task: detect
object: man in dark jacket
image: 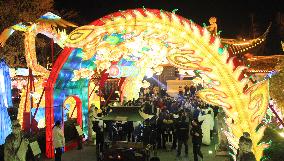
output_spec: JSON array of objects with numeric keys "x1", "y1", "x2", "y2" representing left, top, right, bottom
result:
[
  {"x1": 93, "y1": 122, "x2": 104, "y2": 159},
  {"x1": 126, "y1": 121, "x2": 134, "y2": 142},
  {"x1": 156, "y1": 114, "x2": 164, "y2": 149},
  {"x1": 144, "y1": 101, "x2": 152, "y2": 114},
  {"x1": 184, "y1": 84, "x2": 190, "y2": 96},
  {"x1": 190, "y1": 119, "x2": 203, "y2": 161},
  {"x1": 162, "y1": 114, "x2": 174, "y2": 150},
  {"x1": 189, "y1": 85, "x2": 196, "y2": 97},
  {"x1": 176, "y1": 115, "x2": 189, "y2": 158},
  {"x1": 143, "y1": 120, "x2": 152, "y2": 146},
  {"x1": 237, "y1": 132, "x2": 256, "y2": 161},
  {"x1": 171, "y1": 114, "x2": 179, "y2": 150}
]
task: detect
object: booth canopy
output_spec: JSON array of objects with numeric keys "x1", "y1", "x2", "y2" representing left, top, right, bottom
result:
[{"x1": 99, "y1": 106, "x2": 153, "y2": 122}]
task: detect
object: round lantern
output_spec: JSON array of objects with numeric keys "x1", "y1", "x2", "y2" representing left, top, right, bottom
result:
[{"x1": 109, "y1": 65, "x2": 120, "y2": 77}]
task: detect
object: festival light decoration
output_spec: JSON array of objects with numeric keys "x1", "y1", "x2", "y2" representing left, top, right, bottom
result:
[
  {"x1": 264, "y1": 70, "x2": 278, "y2": 80},
  {"x1": 267, "y1": 99, "x2": 284, "y2": 129},
  {"x1": 45, "y1": 47, "x2": 96, "y2": 155},
  {"x1": 222, "y1": 24, "x2": 270, "y2": 55},
  {"x1": 0, "y1": 9, "x2": 270, "y2": 160},
  {"x1": 63, "y1": 9, "x2": 270, "y2": 160},
  {"x1": 146, "y1": 68, "x2": 154, "y2": 78},
  {"x1": 63, "y1": 97, "x2": 78, "y2": 119},
  {"x1": 178, "y1": 69, "x2": 196, "y2": 77},
  {"x1": 0, "y1": 59, "x2": 12, "y2": 145},
  {"x1": 47, "y1": 8, "x2": 270, "y2": 159},
  {"x1": 72, "y1": 68, "x2": 94, "y2": 81},
  {"x1": 9, "y1": 68, "x2": 17, "y2": 77},
  {"x1": 109, "y1": 65, "x2": 139, "y2": 78},
  {"x1": 30, "y1": 108, "x2": 45, "y2": 128},
  {"x1": 8, "y1": 68, "x2": 47, "y2": 128},
  {"x1": 88, "y1": 80, "x2": 100, "y2": 109},
  {"x1": 17, "y1": 77, "x2": 45, "y2": 127},
  {"x1": 0, "y1": 12, "x2": 77, "y2": 78}
]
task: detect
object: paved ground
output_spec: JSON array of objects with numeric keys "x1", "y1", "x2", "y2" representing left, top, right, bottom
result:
[{"x1": 42, "y1": 136, "x2": 229, "y2": 161}]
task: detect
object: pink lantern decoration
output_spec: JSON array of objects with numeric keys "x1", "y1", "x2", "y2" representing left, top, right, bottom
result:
[{"x1": 109, "y1": 65, "x2": 120, "y2": 77}]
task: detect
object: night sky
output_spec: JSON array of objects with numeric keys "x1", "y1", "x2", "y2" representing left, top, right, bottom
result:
[{"x1": 55, "y1": 0, "x2": 284, "y2": 54}]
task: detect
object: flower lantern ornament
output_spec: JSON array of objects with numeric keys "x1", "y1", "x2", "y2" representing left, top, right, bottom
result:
[{"x1": 104, "y1": 33, "x2": 124, "y2": 45}]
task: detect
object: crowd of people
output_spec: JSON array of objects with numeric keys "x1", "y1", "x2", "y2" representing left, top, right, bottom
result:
[
  {"x1": 90, "y1": 83, "x2": 257, "y2": 161},
  {"x1": 90, "y1": 84, "x2": 220, "y2": 161},
  {"x1": 2, "y1": 84, "x2": 257, "y2": 161}
]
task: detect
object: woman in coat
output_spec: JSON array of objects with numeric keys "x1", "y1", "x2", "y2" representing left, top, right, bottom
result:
[{"x1": 53, "y1": 121, "x2": 65, "y2": 161}]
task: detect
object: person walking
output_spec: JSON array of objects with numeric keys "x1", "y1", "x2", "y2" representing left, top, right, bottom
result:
[
  {"x1": 156, "y1": 113, "x2": 164, "y2": 149},
  {"x1": 176, "y1": 115, "x2": 189, "y2": 158},
  {"x1": 171, "y1": 113, "x2": 179, "y2": 150},
  {"x1": 126, "y1": 121, "x2": 134, "y2": 142},
  {"x1": 198, "y1": 110, "x2": 214, "y2": 145},
  {"x1": 53, "y1": 120, "x2": 65, "y2": 161},
  {"x1": 162, "y1": 113, "x2": 174, "y2": 150},
  {"x1": 97, "y1": 125, "x2": 105, "y2": 155},
  {"x1": 190, "y1": 119, "x2": 203, "y2": 161},
  {"x1": 189, "y1": 85, "x2": 196, "y2": 97},
  {"x1": 142, "y1": 120, "x2": 152, "y2": 146},
  {"x1": 178, "y1": 86, "x2": 183, "y2": 96},
  {"x1": 184, "y1": 84, "x2": 190, "y2": 96}
]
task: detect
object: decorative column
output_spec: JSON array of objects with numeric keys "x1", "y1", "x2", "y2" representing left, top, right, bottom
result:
[{"x1": 0, "y1": 59, "x2": 12, "y2": 145}]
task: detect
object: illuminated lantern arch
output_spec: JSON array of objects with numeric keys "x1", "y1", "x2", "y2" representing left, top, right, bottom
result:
[
  {"x1": 63, "y1": 95, "x2": 82, "y2": 127},
  {"x1": 45, "y1": 9, "x2": 269, "y2": 160}
]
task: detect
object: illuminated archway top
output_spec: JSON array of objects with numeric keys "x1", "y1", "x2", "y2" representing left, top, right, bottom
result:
[
  {"x1": 63, "y1": 8, "x2": 231, "y2": 101},
  {"x1": 55, "y1": 9, "x2": 268, "y2": 160}
]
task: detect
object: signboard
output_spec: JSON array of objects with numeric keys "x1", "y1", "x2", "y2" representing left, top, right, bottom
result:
[{"x1": 29, "y1": 141, "x2": 41, "y2": 156}]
